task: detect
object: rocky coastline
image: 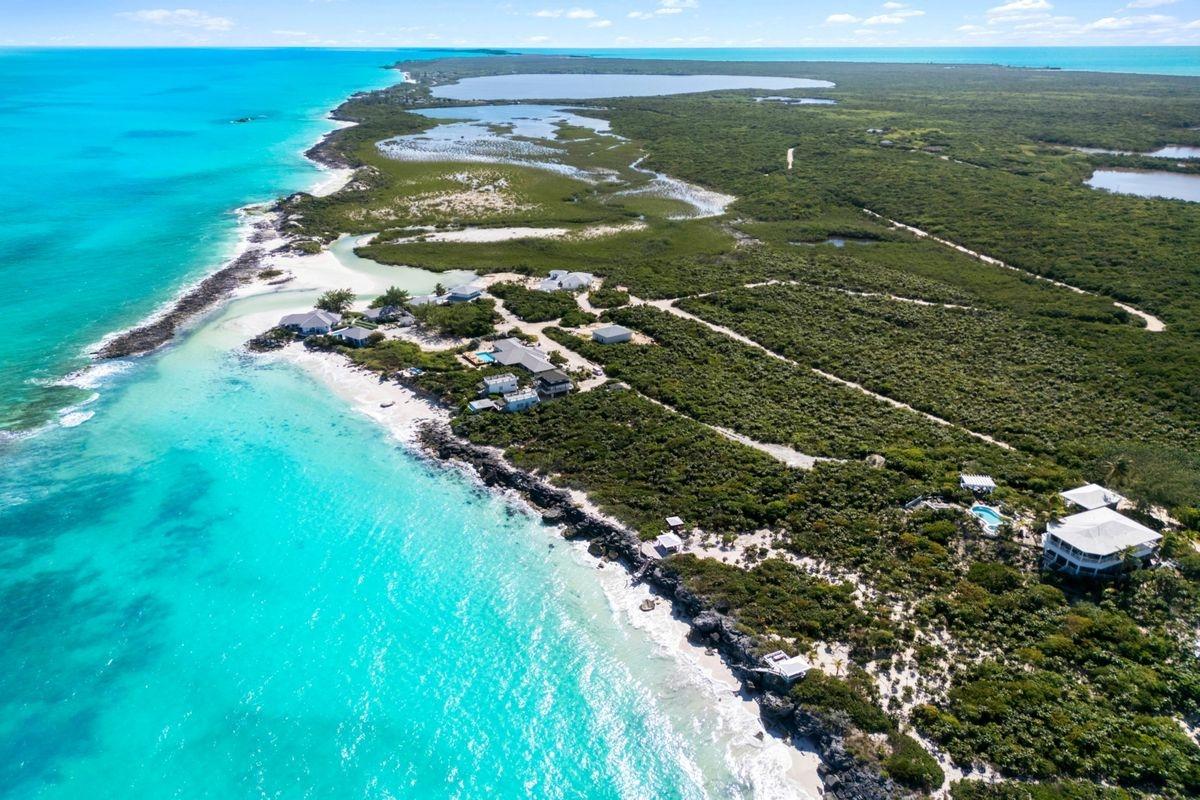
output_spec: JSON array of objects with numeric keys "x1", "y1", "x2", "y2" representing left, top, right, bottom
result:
[{"x1": 416, "y1": 421, "x2": 900, "y2": 800}]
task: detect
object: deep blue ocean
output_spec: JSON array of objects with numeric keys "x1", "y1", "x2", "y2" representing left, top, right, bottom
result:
[{"x1": 0, "y1": 46, "x2": 1195, "y2": 798}]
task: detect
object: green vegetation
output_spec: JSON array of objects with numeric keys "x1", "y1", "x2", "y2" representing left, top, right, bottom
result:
[
  {"x1": 371, "y1": 286, "x2": 411, "y2": 308},
  {"x1": 294, "y1": 55, "x2": 1200, "y2": 796},
  {"x1": 488, "y1": 282, "x2": 578, "y2": 322},
  {"x1": 410, "y1": 299, "x2": 498, "y2": 338},
  {"x1": 315, "y1": 287, "x2": 354, "y2": 314}
]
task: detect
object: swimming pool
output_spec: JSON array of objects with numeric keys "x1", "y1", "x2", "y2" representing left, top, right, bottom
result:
[
  {"x1": 476, "y1": 352, "x2": 496, "y2": 363},
  {"x1": 970, "y1": 503, "x2": 1006, "y2": 532}
]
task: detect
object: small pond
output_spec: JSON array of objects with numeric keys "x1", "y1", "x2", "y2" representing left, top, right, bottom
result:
[
  {"x1": 755, "y1": 96, "x2": 837, "y2": 106},
  {"x1": 1086, "y1": 169, "x2": 1200, "y2": 203},
  {"x1": 431, "y1": 73, "x2": 834, "y2": 101}
]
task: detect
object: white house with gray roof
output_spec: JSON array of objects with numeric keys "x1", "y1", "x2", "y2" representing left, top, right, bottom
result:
[
  {"x1": 1043, "y1": 506, "x2": 1161, "y2": 577},
  {"x1": 481, "y1": 373, "x2": 519, "y2": 395},
  {"x1": 279, "y1": 309, "x2": 342, "y2": 335},
  {"x1": 593, "y1": 324, "x2": 633, "y2": 344},
  {"x1": 333, "y1": 326, "x2": 375, "y2": 347},
  {"x1": 502, "y1": 387, "x2": 540, "y2": 412},
  {"x1": 491, "y1": 338, "x2": 555, "y2": 375},
  {"x1": 538, "y1": 270, "x2": 594, "y2": 292}
]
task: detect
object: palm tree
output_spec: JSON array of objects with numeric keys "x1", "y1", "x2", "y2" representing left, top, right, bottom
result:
[{"x1": 1102, "y1": 455, "x2": 1133, "y2": 490}]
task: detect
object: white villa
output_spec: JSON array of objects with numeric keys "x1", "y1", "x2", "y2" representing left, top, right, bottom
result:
[
  {"x1": 481, "y1": 373, "x2": 519, "y2": 395},
  {"x1": 538, "y1": 270, "x2": 594, "y2": 292},
  {"x1": 332, "y1": 326, "x2": 374, "y2": 347},
  {"x1": 279, "y1": 309, "x2": 342, "y2": 335},
  {"x1": 491, "y1": 338, "x2": 555, "y2": 375},
  {"x1": 502, "y1": 387, "x2": 540, "y2": 412},
  {"x1": 1043, "y1": 506, "x2": 1162, "y2": 577},
  {"x1": 1060, "y1": 483, "x2": 1126, "y2": 511}
]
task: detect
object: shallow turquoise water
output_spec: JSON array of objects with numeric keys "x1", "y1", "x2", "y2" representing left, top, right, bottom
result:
[
  {"x1": 0, "y1": 49, "x2": 804, "y2": 799},
  {"x1": 0, "y1": 48, "x2": 413, "y2": 430}
]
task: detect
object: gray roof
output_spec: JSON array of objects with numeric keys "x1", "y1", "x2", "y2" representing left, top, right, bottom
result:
[
  {"x1": 483, "y1": 372, "x2": 518, "y2": 386},
  {"x1": 492, "y1": 338, "x2": 554, "y2": 373},
  {"x1": 334, "y1": 326, "x2": 373, "y2": 342},
  {"x1": 449, "y1": 284, "x2": 481, "y2": 298},
  {"x1": 537, "y1": 369, "x2": 572, "y2": 386},
  {"x1": 280, "y1": 309, "x2": 342, "y2": 329},
  {"x1": 594, "y1": 324, "x2": 632, "y2": 340},
  {"x1": 468, "y1": 399, "x2": 498, "y2": 412}
]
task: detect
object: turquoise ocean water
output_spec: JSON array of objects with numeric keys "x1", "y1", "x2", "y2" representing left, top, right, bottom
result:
[{"x1": 1, "y1": 47, "x2": 1195, "y2": 798}]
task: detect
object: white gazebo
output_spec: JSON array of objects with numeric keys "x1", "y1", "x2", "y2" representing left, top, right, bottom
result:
[
  {"x1": 959, "y1": 473, "x2": 996, "y2": 494},
  {"x1": 763, "y1": 650, "x2": 811, "y2": 683},
  {"x1": 1043, "y1": 507, "x2": 1161, "y2": 577}
]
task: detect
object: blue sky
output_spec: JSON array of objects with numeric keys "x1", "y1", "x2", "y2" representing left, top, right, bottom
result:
[{"x1": 3, "y1": 0, "x2": 1199, "y2": 47}]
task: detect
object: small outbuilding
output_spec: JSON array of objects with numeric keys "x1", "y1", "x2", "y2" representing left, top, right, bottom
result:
[
  {"x1": 665, "y1": 516, "x2": 685, "y2": 532},
  {"x1": 593, "y1": 324, "x2": 633, "y2": 344},
  {"x1": 279, "y1": 309, "x2": 342, "y2": 335},
  {"x1": 762, "y1": 650, "x2": 812, "y2": 683},
  {"x1": 448, "y1": 284, "x2": 482, "y2": 303},
  {"x1": 960, "y1": 474, "x2": 997, "y2": 494},
  {"x1": 1060, "y1": 483, "x2": 1126, "y2": 511},
  {"x1": 655, "y1": 532, "x2": 684, "y2": 555},
  {"x1": 468, "y1": 398, "x2": 498, "y2": 413}
]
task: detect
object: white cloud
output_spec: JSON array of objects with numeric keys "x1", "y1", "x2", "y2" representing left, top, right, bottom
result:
[
  {"x1": 1085, "y1": 13, "x2": 1173, "y2": 29},
  {"x1": 864, "y1": 10, "x2": 924, "y2": 24},
  {"x1": 882, "y1": 1, "x2": 907, "y2": 7},
  {"x1": 656, "y1": 6, "x2": 683, "y2": 13},
  {"x1": 628, "y1": 10, "x2": 653, "y2": 18},
  {"x1": 1187, "y1": 18, "x2": 1200, "y2": 28},
  {"x1": 565, "y1": 7, "x2": 597, "y2": 18},
  {"x1": 627, "y1": 0, "x2": 698, "y2": 19},
  {"x1": 660, "y1": 0, "x2": 699, "y2": 7},
  {"x1": 524, "y1": 34, "x2": 552, "y2": 42},
  {"x1": 534, "y1": 9, "x2": 563, "y2": 17},
  {"x1": 825, "y1": 13, "x2": 862, "y2": 24},
  {"x1": 988, "y1": 0, "x2": 1051, "y2": 14},
  {"x1": 588, "y1": 18, "x2": 612, "y2": 27},
  {"x1": 1125, "y1": 0, "x2": 1176, "y2": 7},
  {"x1": 118, "y1": 8, "x2": 233, "y2": 31}
]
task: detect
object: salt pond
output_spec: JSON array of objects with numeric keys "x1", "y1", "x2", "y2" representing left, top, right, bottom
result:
[
  {"x1": 431, "y1": 73, "x2": 834, "y2": 100},
  {"x1": 755, "y1": 96, "x2": 837, "y2": 105},
  {"x1": 1086, "y1": 168, "x2": 1200, "y2": 202}
]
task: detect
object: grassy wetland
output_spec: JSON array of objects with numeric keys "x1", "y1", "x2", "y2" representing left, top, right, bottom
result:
[{"x1": 284, "y1": 55, "x2": 1200, "y2": 798}]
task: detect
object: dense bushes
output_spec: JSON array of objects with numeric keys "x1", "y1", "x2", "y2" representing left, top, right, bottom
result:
[
  {"x1": 411, "y1": 299, "x2": 498, "y2": 338},
  {"x1": 489, "y1": 282, "x2": 579, "y2": 322}
]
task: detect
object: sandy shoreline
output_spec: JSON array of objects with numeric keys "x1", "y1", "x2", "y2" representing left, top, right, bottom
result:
[{"x1": 45, "y1": 67, "x2": 829, "y2": 798}]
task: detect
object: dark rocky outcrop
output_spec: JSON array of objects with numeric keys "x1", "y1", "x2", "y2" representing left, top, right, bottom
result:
[
  {"x1": 416, "y1": 421, "x2": 902, "y2": 800},
  {"x1": 94, "y1": 245, "x2": 267, "y2": 359}
]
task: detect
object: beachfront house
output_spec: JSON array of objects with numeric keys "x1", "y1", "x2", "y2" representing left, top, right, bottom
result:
[
  {"x1": 468, "y1": 398, "x2": 498, "y2": 413},
  {"x1": 592, "y1": 324, "x2": 633, "y2": 345},
  {"x1": 491, "y1": 338, "x2": 555, "y2": 375},
  {"x1": 362, "y1": 305, "x2": 412, "y2": 325},
  {"x1": 1061, "y1": 483, "x2": 1126, "y2": 511},
  {"x1": 536, "y1": 369, "x2": 573, "y2": 398},
  {"x1": 448, "y1": 284, "x2": 482, "y2": 303},
  {"x1": 502, "y1": 387, "x2": 540, "y2": 413},
  {"x1": 763, "y1": 651, "x2": 812, "y2": 683},
  {"x1": 960, "y1": 473, "x2": 997, "y2": 494},
  {"x1": 279, "y1": 309, "x2": 342, "y2": 335},
  {"x1": 481, "y1": 373, "x2": 519, "y2": 395},
  {"x1": 1042, "y1": 507, "x2": 1162, "y2": 578},
  {"x1": 332, "y1": 326, "x2": 375, "y2": 347},
  {"x1": 538, "y1": 270, "x2": 594, "y2": 292},
  {"x1": 655, "y1": 532, "x2": 683, "y2": 555}
]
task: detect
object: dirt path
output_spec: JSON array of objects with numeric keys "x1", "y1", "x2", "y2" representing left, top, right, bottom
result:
[
  {"x1": 786, "y1": 147, "x2": 794, "y2": 170},
  {"x1": 630, "y1": 295, "x2": 1016, "y2": 451},
  {"x1": 861, "y1": 208, "x2": 1167, "y2": 332},
  {"x1": 728, "y1": 279, "x2": 983, "y2": 312}
]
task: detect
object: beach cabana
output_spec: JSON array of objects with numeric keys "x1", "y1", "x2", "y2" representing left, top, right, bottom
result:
[
  {"x1": 665, "y1": 516, "x2": 685, "y2": 532},
  {"x1": 1060, "y1": 483, "x2": 1126, "y2": 511},
  {"x1": 959, "y1": 474, "x2": 996, "y2": 494},
  {"x1": 762, "y1": 650, "x2": 811, "y2": 683},
  {"x1": 655, "y1": 532, "x2": 683, "y2": 555},
  {"x1": 1043, "y1": 507, "x2": 1161, "y2": 578}
]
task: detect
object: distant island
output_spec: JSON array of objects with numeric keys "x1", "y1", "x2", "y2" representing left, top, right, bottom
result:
[{"x1": 225, "y1": 54, "x2": 1200, "y2": 800}]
